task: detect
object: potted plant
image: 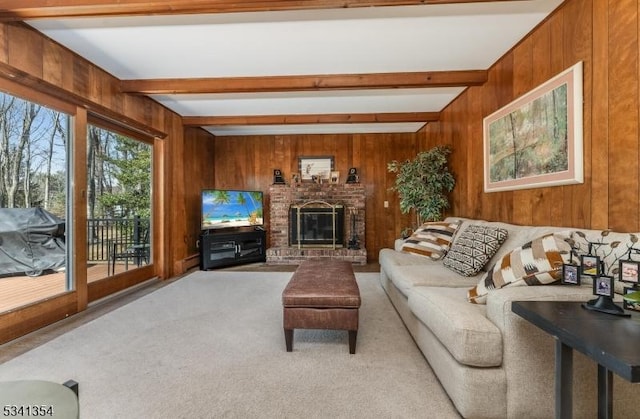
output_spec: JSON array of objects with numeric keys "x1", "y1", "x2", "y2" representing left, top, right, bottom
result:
[{"x1": 388, "y1": 145, "x2": 455, "y2": 227}]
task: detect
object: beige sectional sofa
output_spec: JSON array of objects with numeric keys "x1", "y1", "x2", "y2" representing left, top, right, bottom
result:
[{"x1": 379, "y1": 217, "x2": 640, "y2": 418}]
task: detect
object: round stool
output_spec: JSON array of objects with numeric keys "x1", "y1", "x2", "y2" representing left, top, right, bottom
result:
[{"x1": 0, "y1": 380, "x2": 78, "y2": 419}]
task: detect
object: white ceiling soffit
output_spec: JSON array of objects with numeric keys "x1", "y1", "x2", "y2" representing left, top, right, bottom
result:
[
  {"x1": 149, "y1": 88, "x2": 464, "y2": 115},
  {"x1": 27, "y1": 0, "x2": 564, "y2": 136},
  {"x1": 204, "y1": 123, "x2": 427, "y2": 136}
]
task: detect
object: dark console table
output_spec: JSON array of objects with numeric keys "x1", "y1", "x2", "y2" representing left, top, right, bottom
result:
[
  {"x1": 512, "y1": 301, "x2": 640, "y2": 419},
  {"x1": 199, "y1": 228, "x2": 266, "y2": 270}
]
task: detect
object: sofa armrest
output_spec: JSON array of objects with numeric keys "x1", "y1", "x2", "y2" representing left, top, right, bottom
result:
[
  {"x1": 485, "y1": 285, "x2": 594, "y2": 330},
  {"x1": 484, "y1": 285, "x2": 597, "y2": 417},
  {"x1": 394, "y1": 238, "x2": 405, "y2": 252}
]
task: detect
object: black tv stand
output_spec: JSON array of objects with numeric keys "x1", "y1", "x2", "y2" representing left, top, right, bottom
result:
[{"x1": 199, "y1": 228, "x2": 266, "y2": 270}]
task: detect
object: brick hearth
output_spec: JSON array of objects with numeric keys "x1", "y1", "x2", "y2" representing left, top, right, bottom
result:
[{"x1": 267, "y1": 183, "x2": 367, "y2": 265}]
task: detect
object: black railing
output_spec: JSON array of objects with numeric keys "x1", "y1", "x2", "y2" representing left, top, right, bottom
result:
[{"x1": 87, "y1": 216, "x2": 149, "y2": 262}]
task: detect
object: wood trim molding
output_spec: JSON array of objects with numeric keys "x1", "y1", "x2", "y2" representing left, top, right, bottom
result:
[
  {"x1": 0, "y1": 292, "x2": 77, "y2": 345},
  {"x1": 87, "y1": 266, "x2": 155, "y2": 302},
  {"x1": 0, "y1": 1, "x2": 530, "y2": 20},
  {"x1": 73, "y1": 107, "x2": 89, "y2": 312},
  {"x1": 0, "y1": 61, "x2": 167, "y2": 139},
  {"x1": 121, "y1": 71, "x2": 487, "y2": 95},
  {"x1": 182, "y1": 112, "x2": 439, "y2": 126}
]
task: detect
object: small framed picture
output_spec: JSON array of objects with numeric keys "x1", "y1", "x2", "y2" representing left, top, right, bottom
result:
[
  {"x1": 330, "y1": 171, "x2": 340, "y2": 184},
  {"x1": 561, "y1": 263, "x2": 580, "y2": 285},
  {"x1": 623, "y1": 286, "x2": 640, "y2": 311},
  {"x1": 291, "y1": 173, "x2": 300, "y2": 184},
  {"x1": 580, "y1": 255, "x2": 601, "y2": 277},
  {"x1": 298, "y1": 156, "x2": 334, "y2": 181},
  {"x1": 593, "y1": 275, "x2": 614, "y2": 297},
  {"x1": 619, "y1": 260, "x2": 640, "y2": 284}
]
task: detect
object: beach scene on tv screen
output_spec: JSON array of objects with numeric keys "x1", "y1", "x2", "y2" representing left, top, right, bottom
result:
[{"x1": 202, "y1": 190, "x2": 263, "y2": 229}]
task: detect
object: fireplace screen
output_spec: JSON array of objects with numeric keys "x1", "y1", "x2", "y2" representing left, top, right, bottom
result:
[{"x1": 289, "y1": 203, "x2": 345, "y2": 248}]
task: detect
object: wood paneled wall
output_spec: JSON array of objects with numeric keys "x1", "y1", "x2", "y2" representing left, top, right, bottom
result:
[
  {"x1": 421, "y1": 0, "x2": 640, "y2": 233},
  {"x1": 183, "y1": 128, "x2": 216, "y2": 258},
  {"x1": 211, "y1": 134, "x2": 420, "y2": 261}
]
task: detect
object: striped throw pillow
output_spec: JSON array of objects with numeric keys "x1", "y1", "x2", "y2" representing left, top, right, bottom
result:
[
  {"x1": 401, "y1": 221, "x2": 461, "y2": 260},
  {"x1": 468, "y1": 233, "x2": 572, "y2": 304}
]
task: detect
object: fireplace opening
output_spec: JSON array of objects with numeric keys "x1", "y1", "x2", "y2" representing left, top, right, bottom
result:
[{"x1": 289, "y1": 201, "x2": 345, "y2": 248}]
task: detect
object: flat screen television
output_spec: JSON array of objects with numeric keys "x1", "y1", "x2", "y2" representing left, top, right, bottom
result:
[{"x1": 201, "y1": 189, "x2": 264, "y2": 230}]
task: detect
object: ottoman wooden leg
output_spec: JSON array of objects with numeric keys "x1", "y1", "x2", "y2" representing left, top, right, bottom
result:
[
  {"x1": 348, "y1": 330, "x2": 358, "y2": 354},
  {"x1": 284, "y1": 328, "x2": 294, "y2": 352}
]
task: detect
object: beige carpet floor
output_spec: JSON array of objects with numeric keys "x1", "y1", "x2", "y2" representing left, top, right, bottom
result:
[{"x1": 0, "y1": 271, "x2": 459, "y2": 418}]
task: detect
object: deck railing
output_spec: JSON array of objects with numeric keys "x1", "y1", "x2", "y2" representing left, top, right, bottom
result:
[{"x1": 86, "y1": 216, "x2": 149, "y2": 262}]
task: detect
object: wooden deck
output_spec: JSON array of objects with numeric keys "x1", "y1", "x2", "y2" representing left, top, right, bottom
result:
[{"x1": 0, "y1": 263, "x2": 138, "y2": 313}]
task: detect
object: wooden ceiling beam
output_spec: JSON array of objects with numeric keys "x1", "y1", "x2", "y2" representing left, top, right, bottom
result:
[
  {"x1": 182, "y1": 112, "x2": 438, "y2": 126},
  {"x1": 0, "y1": 1, "x2": 528, "y2": 21},
  {"x1": 122, "y1": 71, "x2": 486, "y2": 95}
]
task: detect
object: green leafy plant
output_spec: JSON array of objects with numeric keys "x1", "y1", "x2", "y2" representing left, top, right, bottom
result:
[{"x1": 388, "y1": 146, "x2": 455, "y2": 225}]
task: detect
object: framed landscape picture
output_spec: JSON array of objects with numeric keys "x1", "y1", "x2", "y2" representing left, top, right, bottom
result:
[
  {"x1": 483, "y1": 61, "x2": 583, "y2": 192},
  {"x1": 298, "y1": 156, "x2": 334, "y2": 181}
]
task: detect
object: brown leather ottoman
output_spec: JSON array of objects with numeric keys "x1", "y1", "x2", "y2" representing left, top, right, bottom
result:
[{"x1": 282, "y1": 259, "x2": 361, "y2": 354}]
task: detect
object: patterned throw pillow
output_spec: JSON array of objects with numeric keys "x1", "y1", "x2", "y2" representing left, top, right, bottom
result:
[
  {"x1": 442, "y1": 225, "x2": 508, "y2": 276},
  {"x1": 565, "y1": 230, "x2": 640, "y2": 276},
  {"x1": 401, "y1": 221, "x2": 462, "y2": 260},
  {"x1": 468, "y1": 233, "x2": 572, "y2": 304}
]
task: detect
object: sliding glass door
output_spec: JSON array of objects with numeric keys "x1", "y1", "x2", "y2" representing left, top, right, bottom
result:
[
  {"x1": 86, "y1": 124, "x2": 153, "y2": 283},
  {"x1": 0, "y1": 91, "x2": 71, "y2": 313}
]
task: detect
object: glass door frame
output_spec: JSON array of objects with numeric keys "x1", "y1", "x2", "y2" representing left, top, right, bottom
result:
[{"x1": 0, "y1": 78, "x2": 160, "y2": 344}]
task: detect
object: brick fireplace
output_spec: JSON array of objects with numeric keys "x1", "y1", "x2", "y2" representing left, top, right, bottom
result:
[{"x1": 267, "y1": 183, "x2": 367, "y2": 264}]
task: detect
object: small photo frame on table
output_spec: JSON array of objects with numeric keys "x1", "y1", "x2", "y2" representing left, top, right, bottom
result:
[
  {"x1": 593, "y1": 275, "x2": 614, "y2": 297},
  {"x1": 580, "y1": 255, "x2": 601, "y2": 277},
  {"x1": 561, "y1": 263, "x2": 581, "y2": 285},
  {"x1": 619, "y1": 259, "x2": 640, "y2": 284}
]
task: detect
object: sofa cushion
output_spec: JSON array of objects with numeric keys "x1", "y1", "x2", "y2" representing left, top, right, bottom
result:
[
  {"x1": 388, "y1": 264, "x2": 480, "y2": 296},
  {"x1": 468, "y1": 233, "x2": 572, "y2": 304},
  {"x1": 408, "y1": 286, "x2": 502, "y2": 367},
  {"x1": 380, "y1": 247, "x2": 433, "y2": 265},
  {"x1": 443, "y1": 224, "x2": 508, "y2": 276},
  {"x1": 401, "y1": 220, "x2": 461, "y2": 260}
]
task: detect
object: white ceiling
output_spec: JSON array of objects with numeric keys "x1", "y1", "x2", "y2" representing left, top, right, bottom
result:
[{"x1": 27, "y1": 0, "x2": 564, "y2": 136}]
